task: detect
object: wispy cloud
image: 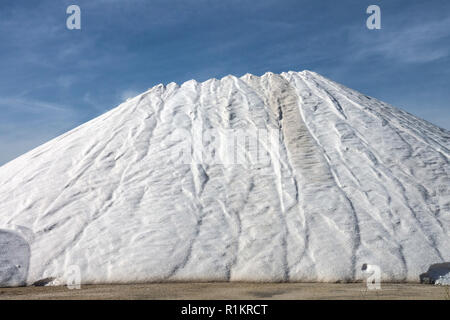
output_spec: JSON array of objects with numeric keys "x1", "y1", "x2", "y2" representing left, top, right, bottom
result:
[
  {"x1": 0, "y1": 97, "x2": 80, "y2": 166},
  {"x1": 352, "y1": 17, "x2": 450, "y2": 63},
  {"x1": 0, "y1": 97, "x2": 67, "y2": 113},
  {"x1": 119, "y1": 89, "x2": 141, "y2": 102}
]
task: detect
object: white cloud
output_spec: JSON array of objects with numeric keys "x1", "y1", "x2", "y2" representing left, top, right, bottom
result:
[
  {"x1": 353, "y1": 17, "x2": 450, "y2": 63},
  {"x1": 0, "y1": 97, "x2": 67, "y2": 113},
  {"x1": 119, "y1": 89, "x2": 140, "y2": 102},
  {"x1": 0, "y1": 97, "x2": 80, "y2": 166}
]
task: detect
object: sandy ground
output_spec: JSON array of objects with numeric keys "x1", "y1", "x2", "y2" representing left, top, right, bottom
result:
[{"x1": 0, "y1": 282, "x2": 449, "y2": 300}]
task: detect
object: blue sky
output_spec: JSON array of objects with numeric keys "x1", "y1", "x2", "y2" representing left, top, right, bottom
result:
[{"x1": 0, "y1": 0, "x2": 449, "y2": 165}]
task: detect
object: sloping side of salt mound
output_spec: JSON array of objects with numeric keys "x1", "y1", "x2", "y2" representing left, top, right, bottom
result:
[{"x1": 0, "y1": 229, "x2": 30, "y2": 287}]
